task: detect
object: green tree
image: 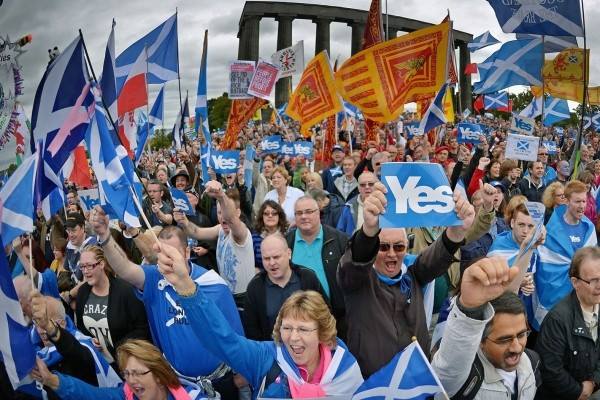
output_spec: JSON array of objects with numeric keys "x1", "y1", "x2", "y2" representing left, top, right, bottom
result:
[
  {"x1": 208, "y1": 92, "x2": 232, "y2": 132},
  {"x1": 149, "y1": 129, "x2": 173, "y2": 150}
]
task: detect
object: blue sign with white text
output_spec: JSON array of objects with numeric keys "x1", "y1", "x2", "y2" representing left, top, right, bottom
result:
[
  {"x1": 292, "y1": 141, "x2": 313, "y2": 158},
  {"x1": 404, "y1": 122, "x2": 422, "y2": 139},
  {"x1": 457, "y1": 123, "x2": 483, "y2": 144},
  {"x1": 380, "y1": 162, "x2": 461, "y2": 228},
  {"x1": 170, "y1": 188, "x2": 195, "y2": 216},
  {"x1": 542, "y1": 141, "x2": 558, "y2": 155},
  {"x1": 208, "y1": 150, "x2": 240, "y2": 174},
  {"x1": 261, "y1": 135, "x2": 282, "y2": 154},
  {"x1": 280, "y1": 141, "x2": 295, "y2": 157}
]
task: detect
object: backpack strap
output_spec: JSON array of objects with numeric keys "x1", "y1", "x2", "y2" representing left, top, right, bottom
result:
[
  {"x1": 451, "y1": 354, "x2": 484, "y2": 400},
  {"x1": 524, "y1": 348, "x2": 542, "y2": 389}
]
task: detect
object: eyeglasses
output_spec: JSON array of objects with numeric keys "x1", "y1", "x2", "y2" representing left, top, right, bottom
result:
[
  {"x1": 359, "y1": 182, "x2": 376, "y2": 188},
  {"x1": 379, "y1": 242, "x2": 407, "y2": 253},
  {"x1": 121, "y1": 369, "x2": 152, "y2": 379},
  {"x1": 294, "y1": 208, "x2": 319, "y2": 217},
  {"x1": 576, "y1": 276, "x2": 600, "y2": 287},
  {"x1": 486, "y1": 330, "x2": 531, "y2": 346},
  {"x1": 280, "y1": 325, "x2": 318, "y2": 336},
  {"x1": 79, "y1": 261, "x2": 101, "y2": 271},
  {"x1": 538, "y1": 153, "x2": 549, "y2": 157},
  {"x1": 263, "y1": 210, "x2": 279, "y2": 217},
  {"x1": 554, "y1": 193, "x2": 566, "y2": 199}
]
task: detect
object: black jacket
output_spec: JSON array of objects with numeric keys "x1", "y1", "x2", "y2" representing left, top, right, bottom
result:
[
  {"x1": 75, "y1": 276, "x2": 150, "y2": 361},
  {"x1": 243, "y1": 263, "x2": 327, "y2": 340},
  {"x1": 536, "y1": 291, "x2": 600, "y2": 400},
  {"x1": 519, "y1": 176, "x2": 546, "y2": 203}
]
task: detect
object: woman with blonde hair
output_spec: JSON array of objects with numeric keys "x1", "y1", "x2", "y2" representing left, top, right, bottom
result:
[
  {"x1": 541, "y1": 182, "x2": 567, "y2": 223},
  {"x1": 75, "y1": 245, "x2": 149, "y2": 364},
  {"x1": 304, "y1": 172, "x2": 324, "y2": 191},
  {"x1": 32, "y1": 339, "x2": 200, "y2": 399},
  {"x1": 263, "y1": 166, "x2": 305, "y2": 224}
]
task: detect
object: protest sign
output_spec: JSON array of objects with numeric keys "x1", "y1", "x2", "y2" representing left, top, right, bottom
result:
[
  {"x1": 456, "y1": 123, "x2": 482, "y2": 144},
  {"x1": 505, "y1": 133, "x2": 539, "y2": 161},
  {"x1": 511, "y1": 115, "x2": 535, "y2": 135},
  {"x1": 462, "y1": 108, "x2": 471, "y2": 118},
  {"x1": 228, "y1": 61, "x2": 255, "y2": 99},
  {"x1": 170, "y1": 188, "x2": 195, "y2": 216},
  {"x1": 293, "y1": 141, "x2": 313, "y2": 158},
  {"x1": 208, "y1": 149, "x2": 240, "y2": 174},
  {"x1": 542, "y1": 140, "x2": 558, "y2": 155},
  {"x1": 247, "y1": 60, "x2": 279, "y2": 100},
  {"x1": 525, "y1": 202, "x2": 545, "y2": 226},
  {"x1": 271, "y1": 41, "x2": 304, "y2": 78},
  {"x1": 261, "y1": 135, "x2": 282, "y2": 154},
  {"x1": 280, "y1": 141, "x2": 295, "y2": 157},
  {"x1": 404, "y1": 122, "x2": 422, "y2": 139},
  {"x1": 78, "y1": 189, "x2": 101, "y2": 212},
  {"x1": 380, "y1": 162, "x2": 461, "y2": 228}
]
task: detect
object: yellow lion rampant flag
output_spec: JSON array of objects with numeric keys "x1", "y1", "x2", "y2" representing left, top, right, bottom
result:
[
  {"x1": 543, "y1": 48, "x2": 589, "y2": 103},
  {"x1": 334, "y1": 21, "x2": 450, "y2": 123},
  {"x1": 286, "y1": 51, "x2": 342, "y2": 137}
]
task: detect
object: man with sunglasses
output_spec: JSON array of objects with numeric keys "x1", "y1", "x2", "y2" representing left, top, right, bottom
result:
[
  {"x1": 536, "y1": 247, "x2": 600, "y2": 400},
  {"x1": 337, "y1": 171, "x2": 377, "y2": 235},
  {"x1": 337, "y1": 180, "x2": 475, "y2": 377}
]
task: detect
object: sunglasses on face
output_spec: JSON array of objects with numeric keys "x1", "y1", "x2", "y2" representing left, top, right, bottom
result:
[{"x1": 378, "y1": 242, "x2": 407, "y2": 253}]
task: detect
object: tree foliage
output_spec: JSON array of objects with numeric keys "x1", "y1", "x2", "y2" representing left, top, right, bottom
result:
[
  {"x1": 208, "y1": 92, "x2": 231, "y2": 132},
  {"x1": 149, "y1": 129, "x2": 173, "y2": 150}
]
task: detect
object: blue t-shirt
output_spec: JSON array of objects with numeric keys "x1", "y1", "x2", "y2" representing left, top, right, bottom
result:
[
  {"x1": 560, "y1": 217, "x2": 588, "y2": 252},
  {"x1": 139, "y1": 262, "x2": 243, "y2": 377},
  {"x1": 291, "y1": 227, "x2": 330, "y2": 296}
]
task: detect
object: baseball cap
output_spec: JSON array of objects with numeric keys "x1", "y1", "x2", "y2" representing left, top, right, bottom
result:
[
  {"x1": 65, "y1": 212, "x2": 86, "y2": 229},
  {"x1": 489, "y1": 180, "x2": 507, "y2": 193},
  {"x1": 332, "y1": 145, "x2": 344, "y2": 153}
]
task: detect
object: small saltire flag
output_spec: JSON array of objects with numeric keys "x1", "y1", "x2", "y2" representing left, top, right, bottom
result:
[
  {"x1": 484, "y1": 91, "x2": 509, "y2": 111},
  {"x1": 195, "y1": 30, "x2": 211, "y2": 144},
  {"x1": 544, "y1": 96, "x2": 570, "y2": 126},
  {"x1": 0, "y1": 237, "x2": 36, "y2": 388},
  {"x1": 352, "y1": 341, "x2": 446, "y2": 399},
  {"x1": 520, "y1": 96, "x2": 543, "y2": 119},
  {"x1": 222, "y1": 97, "x2": 268, "y2": 149},
  {"x1": 148, "y1": 85, "x2": 164, "y2": 129},
  {"x1": 487, "y1": 0, "x2": 584, "y2": 37},
  {"x1": 516, "y1": 33, "x2": 578, "y2": 53},
  {"x1": 244, "y1": 144, "x2": 255, "y2": 191},
  {"x1": 418, "y1": 82, "x2": 449, "y2": 135},
  {"x1": 100, "y1": 19, "x2": 118, "y2": 120},
  {"x1": 474, "y1": 39, "x2": 543, "y2": 94},
  {"x1": 135, "y1": 87, "x2": 164, "y2": 164},
  {"x1": 543, "y1": 48, "x2": 589, "y2": 103},
  {"x1": 467, "y1": 30, "x2": 500, "y2": 51}
]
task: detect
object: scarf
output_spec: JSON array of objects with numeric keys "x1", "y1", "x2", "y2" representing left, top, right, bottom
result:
[
  {"x1": 124, "y1": 383, "x2": 192, "y2": 400},
  {"x1": 287, "y1": 344, "x2": 332, "y2": 398}
]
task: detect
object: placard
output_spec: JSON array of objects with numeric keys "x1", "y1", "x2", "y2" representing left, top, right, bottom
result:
[
  {"x1": 228, "y1": 60, "x2": 255, "y2": 99},
  {"x1": 505, "y1": 133, "x2": 540, "y2": 162},
  {"x1": 247, "y1": 60, "x2": 279, "y2": 100}
]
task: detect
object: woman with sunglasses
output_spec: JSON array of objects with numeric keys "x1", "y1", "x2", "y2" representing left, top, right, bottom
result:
[
  {"x1": 75, "y1": 246, "x2": 150, "y2": 365},
  {"x1": 32, "y1": 339, "x2": 202, "y2": 399},
  {"x1": 264, "y1": 167, "x2": 305, "y2": 225},
  {"x1": 252, "y1": 200, "x2": 289, "y2": 270}
]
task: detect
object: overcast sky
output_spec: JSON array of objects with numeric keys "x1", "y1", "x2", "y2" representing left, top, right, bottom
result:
[{"x1": 1, "y1": 0, "x2": 599, "y2": 166}]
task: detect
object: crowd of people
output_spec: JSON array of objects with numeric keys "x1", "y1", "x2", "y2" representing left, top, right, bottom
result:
[{"x1": 3, "y1": 111, "x2": 600, "y2": 400}]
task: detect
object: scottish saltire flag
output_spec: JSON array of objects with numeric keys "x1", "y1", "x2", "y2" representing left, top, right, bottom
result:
[
  {"x1": 86, "y1": 100, "x2": 141, "y2": 228},
  {"x1": 134, "y1": 112, "x2": 148, "y2": 164},
  {"x1": 276, "y1": 102, "x2": 288, "y2": 118},
  {"x1": 100, "y1": 20, "x2": 118, "y2": 118},
  {"x1": 487, "y1": 0, "x2": 584, "y2": 37},
  {"x1": 418, "y1": 82, "x2": 449, "y2": 134},
  {"x1": 484, "y1": 91, "x2": 509, "y2": 111},
  {"x1": 0, "y1": 238, "x2": 36, "y2": 388},
  {"x1": 195, "y1": 30, "x2": 210, "y2": 144},
  {"x1": 467, "y1": 30, "x2": 500, "y2": 51},
  {"x1": 200, "y1": 143, "x2": 211, "y2": 184},
  {"x1": 352, "y1": 341, "x2": 446, "y2": 400},
  {"x1": 244, "y1": 144, "x2": 255, "y2": 191},
  {"x1": 135, "y1": 87, "x2": 164, "y2": 164},
  {"x1": 115, "y1": 13, "x2": 178, "y2": 93},
  {"x1": 516, "y1": 33, "x2": 578, "y2": 53},
  {"x1": 544, "y1": 96, "x2": 570, "y2": 126},
  {"x1": 172, "y1": 96, "x2": 189, "y2": 150},
  {"x1": 148, "y1": 85, "x2": 164, "y2": 129},
  {"x1": 520, "y1": 96, "x2": 543, "y2": 118},
  {"x1": 583, "y1": 113, "x2": 600, "y2": 131},
  {"x1": 474, "y1": 39, "x2": 543, "y2": 94}
]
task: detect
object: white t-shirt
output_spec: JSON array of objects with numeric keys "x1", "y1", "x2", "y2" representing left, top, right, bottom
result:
[
  {"x1": 497, "y1": 368, "x2": 517, "y2": 394},
  {"x1": 216, "y1": 225, "x2": 255, "y2": 294},
  {"x1": 263, "y1": 186, "x2": 305, "y2": 224}
]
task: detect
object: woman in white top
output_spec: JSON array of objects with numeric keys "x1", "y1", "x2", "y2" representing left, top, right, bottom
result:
[{"x1": 263, "y1": 167, "x2": 305, "y2": 225}]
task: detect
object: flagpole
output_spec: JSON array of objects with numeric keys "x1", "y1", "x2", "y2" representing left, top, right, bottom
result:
[
  {"x1": 145, "y1": 46, "x2": 150, "y2": 160},
  {"x1": 175, "y1": 8, "x2": 183, "y2": 115},
  {"x1": 574, "y1": 0, "x2": 588, "y2": 179},
  {"x1": 541, "y1": 35, "x2": 545, "y2": 128},
  {"x1": 385, "y1": 0, "x2": 389, "y2": 41}
]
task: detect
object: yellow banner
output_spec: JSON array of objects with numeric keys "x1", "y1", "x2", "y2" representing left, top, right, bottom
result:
[
  {"x1": 444, "y1": 87, "x2": 454, "y2": 123},
  {"x1": 545, "y1": 79, "x2": 585, "y2": 103},
  {"x1": 335, "y1": 21, "x2": 450, "y2": 123},
  {"x1": 543, "y1": 48, "x2": 589, "y2": 82}
]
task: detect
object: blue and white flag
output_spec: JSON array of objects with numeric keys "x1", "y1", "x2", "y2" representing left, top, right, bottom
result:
[
  {"x1": 456, "y1": 123, "x2": 483, "y2": 144},
  {"x1": 86, "y1": 99, "x2": 141, "y2": 228},
  {"x1": 135, "y1": 86, "x2": 165, "y2": 164},
  {"x1": 195, "y1": 30, "x2": 211, "y2": 145},
  {"x1": 404, "y1": 122, "x2": 422, "y2": 139},
  {"x1": 474, "y1": 39, "x2": 543, "y2": 94},
  {"x1": 0, "y1": 238, "x2": 36, "y2": 388},
  {"x1": 583, "y1": 113, "x2": 600, "y2": 130},
  {"x1": 380, "y1": 163, "x2": 460, "y2": 229},
  {"x1": 461, "y1": 108, "x2": 471, "y2": 119},
  {"x1": 352, "y1": 341, "x2": 446, "y2": 400},
  {"x1": 244, "y1": 144, "x2": 255, "y2": 191},
  {"x1": 418, "y1": 82, "x2": 449, "y2": 134},
  {"x1": 208, "y1": 150, "x2": 240, "y2": 174},
  {"x1": 172, "y1": 95, "x2": 189, "y2": 150},
  {"x1": 276, "y1": 102, "x2": 288, "y2": 118},
  {"x1": 100, "y1": 19, "x2": 118, "y2": 118},
  {"x1": 293, "y1": 141, "x2": 313, "y2": 158},
  {"x1": 484, "y1": 91, "x2": 509, "y2": 111},
  {"x1": 487, "y1": 0, "x2": 584, "y2": 37},
  {"x1": 516, "y1": 33, "x2": 579, "y2": 53},
  {"x1": 555, "y1": 126, "x2": 564, "y2": 136},
  {"x1": 260, "y1": 135, "x2": 282, "y2": 154},
  {"x1": 520, "y1": 96, "x2": 543, "y2": 119},
  {"x1": 543, "y1": 141, "x2": 558, "y2": 155},
  {"x1": 170, "y1": 188, "x2": 195, "y2": 216},
  {"x1": 115, "y1": 13, "x2": 178, "y2": 93},
  {"x1": 543, "y1": 96, "x2": 570, "y2": 126},
  {"x1": 467, "y1": 30, "x2": 500, "y2": 52},
  {"x1": 148, "y1": 85, "x2": 164, "y2": 129}
]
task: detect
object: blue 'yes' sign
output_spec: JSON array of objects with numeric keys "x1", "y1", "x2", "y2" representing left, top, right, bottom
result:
[
  {"x1": 293, "y1": 141, "x2": 313, "y2": 158},
  {"x1": 380, "y1": 162, "x2": 461, "y2": 228},
  {"x1": 280, "y1": 141, "x2": 295, "y2": 156},
  {"x1": 209, "y1": 150, "x2": 240, "y2": 174},
  {"x1": 261, "y1": 135, "x2": 282, "y2": 153},
  {"x1": 404, "y1": 122, "x2": 422, "y2": 139},
  {"x1": 170, "y1": 188, "x2": 195, "y2": 216},
  {"x1": 457, "y1": 123, "x2": 483, "y2": 144}
]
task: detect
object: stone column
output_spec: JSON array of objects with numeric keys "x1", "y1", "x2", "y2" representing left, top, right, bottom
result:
[
  {"x1": 458, "y1": 41, "x2": 472, "y2": 113},
  {"x1": 237, "y1": 16, "x2": 260, "y2": 61},
  {"x1": 349, "y1": 21, "x2": 364, "y2": 55},
  {"x1": 314, "y1": 18, "x2": 331, "y2": 55},
  {"x1": 275, "y1": 16, "x2": 293, "y2": 108}
]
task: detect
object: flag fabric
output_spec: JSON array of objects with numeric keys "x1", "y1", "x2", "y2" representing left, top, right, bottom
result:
[
  {"x1": 473, "y1": 95, "x2": 485, "y2": 113},
  {"x1": 0, "y1": 238, "x2": 36, "y2": 388},
  {"x1": 286, "y1": 51, "x2": 342, "y2": 136},
  {"x1": 172, "y1": 96, "x2": 189, "y2": 150},
  {"x1": 115, "y1": 13, "x2": 178, "y2": 93},
  {"x1": 67, "y1": 144, "x2": 92, "y2": 188},
  {"x1": 443, "y1": 88, "x2": 454, "y2": 123},
  {"x1": 117, "y1": 48, "x2": 148, "y2": 117},
  {"x1": 363, "y1": 0, "x2": 384, "y2": 49},
  {"x1": 467, "y1": 30, "x2": 500, "y2": 51},
  {"x1": 352, "y1": 341, "x2": 446, "y2": 400},
  {"x1": 244, "y1": 144, "x2": 255, "y2": 191},
  {"x1": 100, "y1": 19, "x2": 118, "y2": 119},
  {"x1": 271, "y1": 41, "x2": 305, "y2": 79},
  {"x1": 418, "y1": 82, "x2": 449, "y2": 135},
  {"x1": 464, "y1": 63, "x2": 478, "y2": 75},
  {"x1": 12, "y1": 103, "x2": 31, "y2": 163},
  {"x1": 544, "y1": 96, "x2": 570, "y2": 126},
  {"x1": 148, "y1": 85, "x2": 165, "y2": 128},
  {"x1": 336, "y1": 21, "x2": 451, "y2": 123},
  {"x1": 222, "y1": 97, "x2": 268, "y2": 149},
  {"x1": 136, "y1": 86, "x2": 164, "y2": 163},
  {"x1": 516, "y1": 33, "x2": 578, "y2": 53},
  {"x1": 487, "y1": 0, "x2": 584, "y2": 37},
  {"x1": 474, "y1": 39, "x2": 543, "y2": 94},
  {"x1": 520, "y1": 96, "x2": 543, "y2": 118},
  {"x1": 484, "y1": 91, "x2": 509, "y2": 111},
  {"x1": 588, "y1": 87, "x2": 600, "y2": 106},
  {"x1": 86, "y1": 99, "x2": 141, "y2": 228},
  {"x1": 543, "y1": 48, "x2": 588, "y2": 103},
  {"x1": 195, "y1": 30, "x2": 211, "y2": 144},
  {"x1": 323, "y1": 115, "x2": 337, "y2": 162}
]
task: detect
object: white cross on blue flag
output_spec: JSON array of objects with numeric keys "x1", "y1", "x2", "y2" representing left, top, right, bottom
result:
[
  {"x1": 417, "y1": 82, "x2": 449, "y2": 134},
  {"x1": 467, "y1": 31, "x2": 500, "y2": 52}
]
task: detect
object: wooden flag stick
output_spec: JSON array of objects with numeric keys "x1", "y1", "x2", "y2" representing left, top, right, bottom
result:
[{"x1": 129, "y1": 187, "x2": 160, "y2": 246}]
